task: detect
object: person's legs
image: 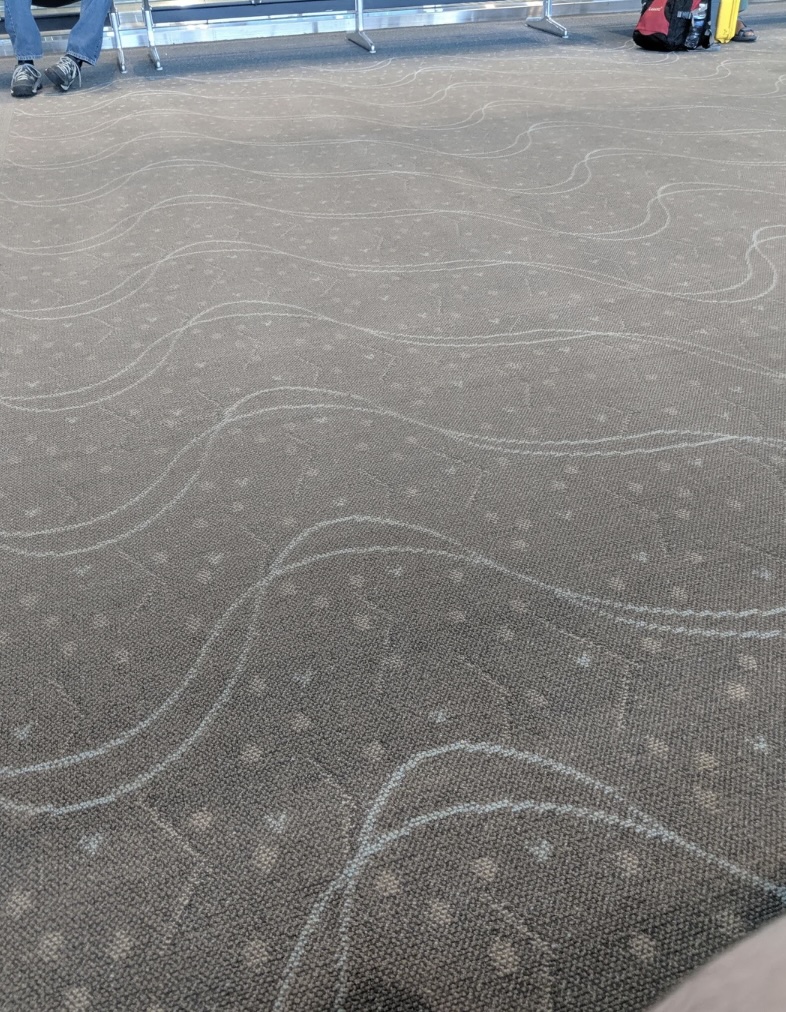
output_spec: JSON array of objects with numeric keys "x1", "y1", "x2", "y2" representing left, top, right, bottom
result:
[
  {"x1": 44, "y1": 0, "x2": 112, "y2": 90},
  {"x1": 3, "y1": 0, "x2": 44, "y2": 61},
  {"x1": 64, "y1": 0, "x2": 112, "y2": 65},
  {"x1": 4, "y1": 0, "x2": 45, "y2": 97},
  {"x1": 734, "y1": 0, "x2": 757, "y2": 40}
]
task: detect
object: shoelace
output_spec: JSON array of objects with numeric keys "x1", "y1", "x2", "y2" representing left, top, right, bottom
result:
[
  {"x1": 56, "y1": 56, "x2": 81, "y2": 87},
  {"x1": 13, "y1": 64, "x2": 39, "y2": 84}
]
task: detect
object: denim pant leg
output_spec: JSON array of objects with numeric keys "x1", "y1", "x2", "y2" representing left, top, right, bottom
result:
[
  {"x1": 65, "y1": 0, "x2": 112, "y2": 64},
  {"x1": 3, "y1": 0, "x2": 44, "y2": 61}
]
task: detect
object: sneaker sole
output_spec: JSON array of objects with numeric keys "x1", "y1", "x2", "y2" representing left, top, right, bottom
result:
[
  {"x1": 11, "y1": 80, "x2": 42, "y2": 98},
  {"x1": 44, "y1": 67, "x2": 73, "y2": 91}
]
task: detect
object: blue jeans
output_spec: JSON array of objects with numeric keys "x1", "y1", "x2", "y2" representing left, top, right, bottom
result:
[{"x1": 3, "y1": 0, "x2": 112, "y2": 64}]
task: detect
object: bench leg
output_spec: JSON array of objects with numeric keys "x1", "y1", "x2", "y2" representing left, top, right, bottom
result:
[
  {"x1": 526, "y1": 0, "x2": 568, "y2": 37},
  {"x1": 109, "y1": 1, "x2": 127, "y2": 72},
  {"x1": 347, "y1": 30, "x2": 375, "y2": 51},
  {"x1": 143, "y1": 0, "x2": 163, "y2": 70},
  {"x1": 347, "y1": 0, "x2": 375, "y2": 52},
  {"x1": 526, "y1": 15, "x2": 568, "y2": 36}
]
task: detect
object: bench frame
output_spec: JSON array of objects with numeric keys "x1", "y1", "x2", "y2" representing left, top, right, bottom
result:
[
  {"x1": 140, "y1": 0, "x2": 566, "y2": 69},
  {"x1": 1, "y1": 0, "x2": 568, "y2": 70}
]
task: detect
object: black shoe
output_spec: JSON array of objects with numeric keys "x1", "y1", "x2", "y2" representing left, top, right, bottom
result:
[
  {"x1": 11, "y1": 63, "x2": 43, "y2": 98},
  {"x1": 45, "y1": 55, "x2": 82, "y2": 92}
]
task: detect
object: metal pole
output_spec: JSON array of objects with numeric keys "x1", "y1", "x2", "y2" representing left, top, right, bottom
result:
[
  {"x1": 143, "y1": 0, "x2": 164, "y2": 69},
  {"x1": 347, "y1": 0, "x2": 375, "y2": 52},
  {"x1": 109, "y1": 0, "x2": 127, "y2": 71},
  {"x1": 526, "y1": 0, "x2": 568, "y2": 37}
]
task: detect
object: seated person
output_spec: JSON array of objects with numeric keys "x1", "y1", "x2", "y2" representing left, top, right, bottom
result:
[{"x1": 5, "y1": 0, "x2": 112, "y2": 97}]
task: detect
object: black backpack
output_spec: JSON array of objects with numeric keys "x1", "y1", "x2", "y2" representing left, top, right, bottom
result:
[{"x1": 633, "y1": 0, "x2": 712, "y2": 50}]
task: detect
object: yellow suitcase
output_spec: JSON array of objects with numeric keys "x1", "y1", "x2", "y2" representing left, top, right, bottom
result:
[{"x1": 714, "y1": 0, "x2": 742, "y2": 42}]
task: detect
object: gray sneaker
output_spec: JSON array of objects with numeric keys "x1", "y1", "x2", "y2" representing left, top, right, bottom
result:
[
  {"x1": 45, "y1": 55, "x2": 82, "y2": 92},
  {"x1": 11, "y1": 63, "x2": 43, "y2": 98}
]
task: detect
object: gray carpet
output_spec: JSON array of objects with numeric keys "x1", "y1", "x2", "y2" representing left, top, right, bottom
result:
[{"x1": 1, "y1": 10, "x2": 785, "y2": 1010}]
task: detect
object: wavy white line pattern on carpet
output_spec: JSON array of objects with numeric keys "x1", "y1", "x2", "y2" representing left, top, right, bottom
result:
[{"x1": 1, "y1": 11, "x2": 786, "y2": 1011}]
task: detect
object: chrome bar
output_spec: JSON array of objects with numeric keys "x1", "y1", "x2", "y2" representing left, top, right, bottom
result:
[
  {"x1": 109, "y1": 0, "x2": 127, "y2": 70},
  {"x1": 347, "y1": 0, "x2": 375, "y2": 51},
  {"x1": 527, "y1": 0, "x2": 568, "y2": 35},
  {"x1": 143, "y1": 0, "x2": 163, "y2": 69}
]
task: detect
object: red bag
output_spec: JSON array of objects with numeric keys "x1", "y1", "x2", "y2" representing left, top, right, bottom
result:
[{"x1": 633, "y1": 0, "x2": 711, "y2": 50}]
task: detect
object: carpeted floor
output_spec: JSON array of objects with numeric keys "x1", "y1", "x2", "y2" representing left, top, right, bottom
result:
[{"x1": 1, "y1": 9, "x2": 785, "y2": 1010}]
